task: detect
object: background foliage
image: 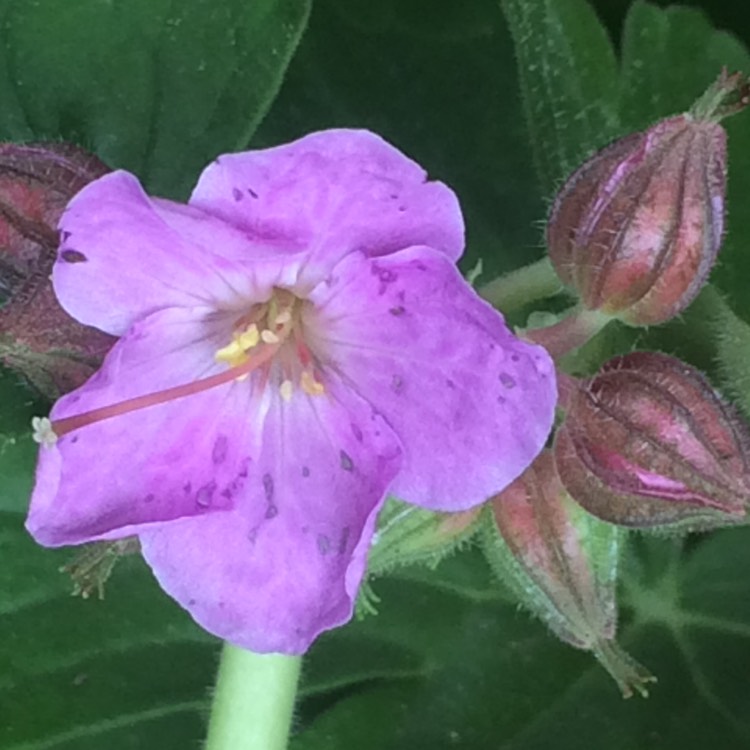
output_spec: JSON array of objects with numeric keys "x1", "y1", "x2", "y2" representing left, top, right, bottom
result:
[{"x1": 2, "y1": 0, "x2": 750, "y2": 747}]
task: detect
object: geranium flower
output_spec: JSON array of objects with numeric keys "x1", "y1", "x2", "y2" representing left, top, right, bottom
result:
[{"x1": 26, "y1": 130, "x2": 556, "y2": 653}]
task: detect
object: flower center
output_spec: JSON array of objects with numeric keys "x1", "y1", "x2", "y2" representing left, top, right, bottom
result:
[
  {"x1": 213, "y1": 289, "x2": 325, "y2": 401},
  {"x1": 36, "y1": 288, "x2": 325, "y2": 444}
]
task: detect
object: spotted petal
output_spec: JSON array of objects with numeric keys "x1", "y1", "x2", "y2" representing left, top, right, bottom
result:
[
  {"x1": 189, "y1": 129, "x2": 464, "y2": 286},
  {"x1": 54, "y1": 171, "x2": 296, "y2": 336},
  {"x1": 140, "y1": 375, "x2": 402, "y2": 653},
  {"x1": 307, "y1": 246, "x2": 557, "y2": 511},
  {"x1": 26, "y1": 306, "x2": 268, "y2": 545}
]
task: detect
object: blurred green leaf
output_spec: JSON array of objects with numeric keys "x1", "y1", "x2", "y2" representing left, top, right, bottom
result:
[
  {"x1": 252, "y1": 0, "x2": 544, "y2": 280},
  {"x1": 0, "y1": 0, "x2": 311, "y2": 198},
  {"x1": 0, "y1": 368, "x2": 44, "y2": 514},
  {"x1": 499, "y1": 0, "x2": 620, "y2": 196},
  {"x1": 290, "y1": 531, "x2": 750, "y2": 750}
]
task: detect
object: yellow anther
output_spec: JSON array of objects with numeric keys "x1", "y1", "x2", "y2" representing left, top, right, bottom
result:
[
  {"x1": 279, "y1": 380, "x2": 294, "y2": 402},
  {"x1": 214, "y1": 339, "x2": 247, "y2": 366},
  {"x1": 301, "y1": 370, "x2": 325, "y2": 396},
  {"x1": 236, "y1": 324, "x2": 260, "y2": 350},
  {"x1": 261, "y1": 329, "x2": 280, "y2": 344}
]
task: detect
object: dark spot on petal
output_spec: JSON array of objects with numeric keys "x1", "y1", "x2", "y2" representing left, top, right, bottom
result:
[
  {"x1": 338, "y1": 526, "x2": 351, "y2": 555},
  {"x1": 265, "y1": 504, "x2": 278, "y2": 519},
  {"x1": 219, "y1": 601, "x2": 226, "y2": 609},
  {"x1": 390, "y1": 374, "x2": 404, "y2": 394},
  {"x1": 302, "y1": 466, "x2": 310, "y2": 478},
  {"x1": 212, "y1": 434, "x2": 228, "y2": 465},
  {"x1": 499, "y1": 373, "x2": 516, "y2": 389},
  {"x1": 497, "y1": 395, "x2": 506, "y2": 404},
  {"x1": 317, "y1": 534, "x2": 331, "y2": 555},
  {"x1": 188, "y1": 599, "x2": 196, "y2": 606},
  {"x1": 247, "y1": 187, "x2": 259, "y2": 199},
  {"x1": 183, "y1": 482, "x2": 192, "y2": 494},
  {"x1": 390, "y1": 193, "x2": 398, "y2": 199},
  {"x1": 232, "y1": 187, "x2": 243, "y2": 202},
  {"x1": 301, "y1": 525, "x2": 309, "y2": 534},
  {"x1": 60, "y1": 230, "x2": 71, "y2": 242},
  {"x1": 221, "y1": 487, "x2": 233, "y2": 500},
  {"x1": 70, "y1": 435, "x2": 79, "y2": 444},
  {"x1": 143, "y1": 493, "x2": 155, "y2": 504},
  {"x1": 196, "y1": 481, "x2": 216, "y2": 508},
  {"x1": 263, "y1": 473, "x2": 274, "y2": 502},
  {"x1": 61, "y1": 249, "x2": 88, "y2": 263},
  {"x1": 340, "y1": 450, "x2": 354, "y2": 472},
  {"x1": 247, "y1": 527, "x2": 258, "y2": 544},
  {"x1": 239, "y1": 458, "x2": 251, "y2": 478},
  {"x1": 511, "y1": 353, "x2": 520, "y2": 362},
  {"x1": 389, "y1": 305, "x2": 405, "y2": 316},
  {"x1": 415, "y1": 262, "x2": 427, "y2": 271},
  {"x1": 351, "y1": 423, "x2": 363, "y2": 443},
  {"x1": 446, "y1": 378, "x2": 456, "y2": 389}
]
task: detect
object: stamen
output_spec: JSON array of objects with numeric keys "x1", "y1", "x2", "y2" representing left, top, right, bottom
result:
[
  {"x1": 274, "y1": 309, "x2": 292, "y2": 327},
  {"x1": 301, "y1": 370, "x2": 325, "y2": 396},
  {"x1": 52, "y1": 344, "x2": 279, "y2": 438},
  {"x1": 279, "y1": 380, "x2": 294, "y2": 402},
  {"x1": 237, "y1": 324, "x2": 260, "y2": 349},
  {"x1": 261, "y1": 329, "x2": 280, "y2": 344}
]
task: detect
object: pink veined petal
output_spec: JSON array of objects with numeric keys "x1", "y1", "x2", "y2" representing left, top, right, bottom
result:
[
  {"x1": 54, "y1": 171, "x2": 284, "y2": 336},
  {"x1": 139, "y1": 375, "x2": 402, "y2": 654},
  {"x1": 189, "y1": 129, "x2": 465, "y2": 287},
  {"x1": 26, "y1": 306, "x2": 269, "y2": 546},
  {"x1": 306, "y1": 246, "x2": 557, "y2": 511}
]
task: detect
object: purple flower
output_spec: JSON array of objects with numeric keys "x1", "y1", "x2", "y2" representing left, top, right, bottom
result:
[{"x1": 26, "y1": 130, "x2": 557, "y2": 653}]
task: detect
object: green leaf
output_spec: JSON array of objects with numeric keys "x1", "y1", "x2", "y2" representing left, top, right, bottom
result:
[
  {"x1": 499, "y1": 0, "x2": 620, "y2": 196},
  {"x1": 0, "y1": 368, "x2": 44, "y2": 514},
  {"x1": 252, "y1": 0, "x2": 544, "y2": 280},
  {"x1": 290, "y1": 531, "x2": 750, "y2": 749},
  {"x1": 0, "y1": 511, "x2": 217, "y2": 750},
  {"x1": 0, "y1": 0, "x2": 311, "y2": 198}
]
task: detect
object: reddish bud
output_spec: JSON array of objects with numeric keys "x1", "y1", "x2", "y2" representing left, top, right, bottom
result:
[
  {"x1": 0, "y1": 142, "x2": 115, "y2": 398},
  {"x1": 555, "y1": 351, "x2": 750, "y2": 531},
  {"x1": 546, "y1": 72, "x2": 748, "y2": 325},
  {"x1": 486, "y1": 451, "x2": 654, "y2": 697}
]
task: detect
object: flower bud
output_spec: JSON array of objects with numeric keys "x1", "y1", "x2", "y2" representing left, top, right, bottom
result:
[
  {"x1": 484, "y1": 451, "x2": 653, "y2": 697},
  {"x1": 0, "y1": 142, "x2": 115, "y2": 398},
  {"x1": 555, "y1": 351, "x2": 750, "y2": 531},
  {"x1": 547, "y1": 72, "x2": 748, "y2": 326}
]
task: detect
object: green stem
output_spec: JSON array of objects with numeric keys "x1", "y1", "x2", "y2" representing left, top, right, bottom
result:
[
  {"x1": 205, "y1": 644, "x2": 302, "y2": 750},
  {"x1": 478, "y1": 257, "x2": 562, "y2": 313}
]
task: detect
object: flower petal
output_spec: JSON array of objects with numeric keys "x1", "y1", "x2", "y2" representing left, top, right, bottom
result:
[
  {"x1": 26, "y1": 306, "x2": 269, "y2": 546},
  {"x1": 139, "y1": 376, "x2": 402, "y2": 653},
  {"x1": 189, "y1": 129, "x2": 464, "y2": 283},
  {"x1": 307, "y1": 246, "x2": 557, "y2": 511},
  {"x1": 55, "y1": 171, "x2": 278, "y2": 335}
]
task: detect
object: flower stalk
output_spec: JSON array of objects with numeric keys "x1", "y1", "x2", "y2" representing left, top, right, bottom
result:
[{"x1": 205, "y1": 644, "x2": 301, "y2": 750}]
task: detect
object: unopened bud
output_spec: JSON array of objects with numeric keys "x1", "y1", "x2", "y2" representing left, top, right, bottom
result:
[
  {"x1": 484, "y1": 451, "x2": 654, "y2": 697},
  {"x1": 0, "y1": 142, "x2": 115, "y2": 397},
  {"x1": 547, "y1": 71, "x2": 749, "y2": 326},
  {"x1": 555, "y1": 351, "x2": 750, "y2": 531}
]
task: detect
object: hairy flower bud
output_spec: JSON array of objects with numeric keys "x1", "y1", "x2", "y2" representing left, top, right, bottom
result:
[
  {"x1": 484, "y1": 451, "x2": 653, "y2": 697},
  {"x1": 547, "y1": 72, "x2": 748, "y2": 326},
  {"x1": 555, "y1": 351, "x2": 750, "y2": 531},
  {"x1": 0, "y1": 142, "x2": 115, "y2": 397}
]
